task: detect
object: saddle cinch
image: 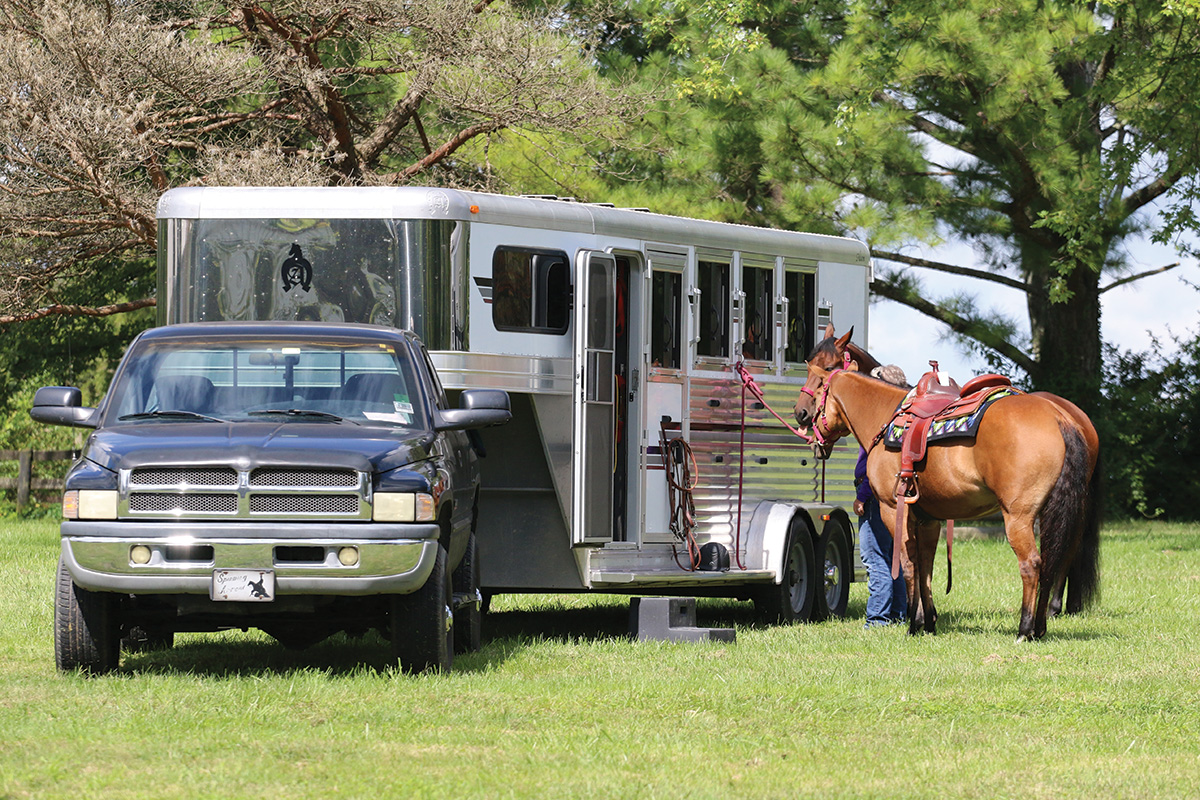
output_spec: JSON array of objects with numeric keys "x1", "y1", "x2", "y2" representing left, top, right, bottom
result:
[{"x1": 886, "y1": 362, "x2": 1021, "y2": 586}]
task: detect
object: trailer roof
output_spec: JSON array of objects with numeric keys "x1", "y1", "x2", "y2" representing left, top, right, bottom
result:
[{"x1": 158, "y1": 187, "x2": 870, "y2": 265}]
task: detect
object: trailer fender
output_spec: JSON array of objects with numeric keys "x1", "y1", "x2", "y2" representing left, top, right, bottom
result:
[{"x1": 744, "y1": 501, "x2": 832, "y2": 584}]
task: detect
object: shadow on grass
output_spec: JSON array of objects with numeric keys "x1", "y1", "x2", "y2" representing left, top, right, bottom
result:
[
  {"x1": 116, "y1": 595, "x2": 791, "y2": 678},
  {"x1": 925, "y1": 606, "x2": 1118, "y2": 641}
]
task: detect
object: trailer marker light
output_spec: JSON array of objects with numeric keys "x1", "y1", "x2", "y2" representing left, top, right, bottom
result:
[{"x1": 469, "y1": 205, "x2": 479, "y2": 214}]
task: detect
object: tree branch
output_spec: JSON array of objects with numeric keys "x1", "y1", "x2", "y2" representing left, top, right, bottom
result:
[
  {"x1": 1100, "y1": 262, "x2": 1181, "y2": 294},
  {"x1": 0, "y1": 297, "x2": 156, "y2": 325},
  {"x1": 871, "y1": 249, "x2": 1029, "y2": 292},
  {"x1": 388, "y1": 121, "x2": 502, "y2": 181},
  {"x1": 871, "y1": 276, "x2": 1037, "y2": 374}
]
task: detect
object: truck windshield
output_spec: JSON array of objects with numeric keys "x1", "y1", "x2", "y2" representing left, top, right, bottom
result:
[{"x1": 105, "y1": 339, "x2": 423, "y2": 428}]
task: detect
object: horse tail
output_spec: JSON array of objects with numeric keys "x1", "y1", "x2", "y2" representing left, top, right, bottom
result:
[
  {"x1": 1036, "y1": 422, "x2": 1099, "y2": 613},
  {"x1": 1066, "y1": 448, "x2": 1103, "y2": 612}
]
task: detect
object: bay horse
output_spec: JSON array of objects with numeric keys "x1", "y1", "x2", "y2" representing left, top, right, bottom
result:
[{"x1": 794, "y1": 327, "x2": 1101, "y2": 640}]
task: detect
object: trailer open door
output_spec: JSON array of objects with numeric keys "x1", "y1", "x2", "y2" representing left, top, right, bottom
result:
[{"x1": 572, "y1": 251, "x2": 617, "y2": 544}]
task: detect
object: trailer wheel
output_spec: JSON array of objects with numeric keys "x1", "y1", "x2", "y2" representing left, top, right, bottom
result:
[
  {"x1": 390, "y1": 544, "x2": 453, "y2": 674},
  {"x1": 451, "y1": 532, "x2": 482, "y2": 654},
  {"x1": 814, "y1": 516, "x2": 852, "y2": 621},
  {"x1": 754, "y1": 517, "x2": 817, "y2": 623},
  {"x1": 55, "y1": 557, "x2": 120, "y2": 674}
]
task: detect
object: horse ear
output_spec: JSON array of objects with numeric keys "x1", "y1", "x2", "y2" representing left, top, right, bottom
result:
[
  {"x1": 823, "y1": 323, "x2": 836, "y2": 340},
  {"x1": 834, "y1": 326, "x2": 854, "y2": 353}
]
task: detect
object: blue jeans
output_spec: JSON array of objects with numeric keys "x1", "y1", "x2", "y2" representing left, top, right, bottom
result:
[{"x1": 859, "y1": 498, "x2": 907, "y2": 626}]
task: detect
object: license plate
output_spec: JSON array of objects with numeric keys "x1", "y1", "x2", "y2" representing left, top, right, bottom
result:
[{"x1": 211, "y1": 569, "x2": 275, "y2": 602}]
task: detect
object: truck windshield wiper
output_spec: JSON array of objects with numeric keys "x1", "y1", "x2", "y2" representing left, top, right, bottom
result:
[
  {"x1": 119, "y1": 410, "x2": 227, "y2": 423},
  {"x1": 247, "y1": 409, "x2": 357, "y2": 424}
]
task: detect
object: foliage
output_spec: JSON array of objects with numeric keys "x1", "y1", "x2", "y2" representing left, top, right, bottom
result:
[
  {"x1": 563, "y1": 0, "x2": 1200, "y2": 414},
  {"x1": 1101, "y1": 327, "x2": 1200, "y2": 520},
  {"x1": 4, "y1": 518, "x2": 1200, "y2": 797},
  {"x1": 0, "y1": 0, "x2": 642, "y2": 323}
]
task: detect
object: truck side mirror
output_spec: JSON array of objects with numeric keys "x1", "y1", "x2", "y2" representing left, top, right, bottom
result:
[
  {"x1": 30, "y1": 386, "x2": 99, "y2": 429},
  {"x1": 434, "y1": 390, "x2": 512, "y2": 431}
]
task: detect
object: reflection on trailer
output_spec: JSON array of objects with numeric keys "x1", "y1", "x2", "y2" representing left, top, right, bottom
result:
[{"x1": 156, "y1": 187, "x2": 872, "y2": 621}]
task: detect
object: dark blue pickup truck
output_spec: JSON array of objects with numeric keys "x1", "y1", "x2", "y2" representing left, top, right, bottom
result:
[{"x1": 31, "y1": 322, "x2": 510, "y2": 674}]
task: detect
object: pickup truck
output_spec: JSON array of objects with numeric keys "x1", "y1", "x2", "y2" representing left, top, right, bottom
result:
[{"x1": 31, "y1": 321, "x2": 510, "y2": 674}]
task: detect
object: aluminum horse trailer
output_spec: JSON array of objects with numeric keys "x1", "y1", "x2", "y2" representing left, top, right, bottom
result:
[{"x1": 156, "y1": 187, "x2": 871, "y2": 621}]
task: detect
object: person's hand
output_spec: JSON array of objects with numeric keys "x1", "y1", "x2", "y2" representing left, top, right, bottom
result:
[{"x1": 853, "y1": 499, "x2": 865, "y2": 517}]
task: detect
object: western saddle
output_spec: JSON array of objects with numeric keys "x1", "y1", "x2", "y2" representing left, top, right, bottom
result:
[{"x1": 888, "y1": 361, "x2": 1017, "y2": 585}]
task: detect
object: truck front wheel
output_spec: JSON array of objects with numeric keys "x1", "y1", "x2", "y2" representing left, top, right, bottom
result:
[
  {"x1": 390, "y1": 544, "x2": 453, "y2": 674},
  {"x1": 55, "y1": 557, "x2": 120, "y2": 674}
]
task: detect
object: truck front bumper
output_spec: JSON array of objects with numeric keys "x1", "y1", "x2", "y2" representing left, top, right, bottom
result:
[{"x1": 60, "y1": 520, "x2": 441, "y2": 596}]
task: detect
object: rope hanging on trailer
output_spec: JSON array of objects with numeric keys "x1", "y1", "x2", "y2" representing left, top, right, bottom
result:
[{"x1": 659, "y1": 422, "x2": 701, "y2": 571}]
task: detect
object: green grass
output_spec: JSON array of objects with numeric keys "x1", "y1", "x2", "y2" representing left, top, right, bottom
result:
[{"x1": 3, "y1": 519, "x2": 1200, "y2": 799}]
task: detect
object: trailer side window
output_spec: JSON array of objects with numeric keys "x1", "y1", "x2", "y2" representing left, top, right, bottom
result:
[
  {"x1": 491, "y1": 247, "x2": 570, "y2": 334},
  {"x1": 651, "y1": 270, "x2": 682, "y2": 369},
  {"x1": 784, "y1": 270, "x2": 816, "y2": 363},
  {"x1": 696, "y1": 260, "x2": 730, "y2": 359},
  {"x1": 741, "y1": 262, "x2": 774, "y2": 361}
]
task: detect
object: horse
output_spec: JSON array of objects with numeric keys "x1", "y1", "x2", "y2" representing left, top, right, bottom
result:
[{"x1": 793, "y1": 327, "x2": 1101, "y2": 640}]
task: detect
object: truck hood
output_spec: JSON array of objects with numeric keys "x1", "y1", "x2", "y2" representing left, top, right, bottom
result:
[{"x1": 84, "y1": 421, "x2": 435, "y2": 475}]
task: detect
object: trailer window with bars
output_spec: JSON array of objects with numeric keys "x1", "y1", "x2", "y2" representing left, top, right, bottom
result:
[{"x1": 696, "y1": 260, "x2": 731, "y2": 359}]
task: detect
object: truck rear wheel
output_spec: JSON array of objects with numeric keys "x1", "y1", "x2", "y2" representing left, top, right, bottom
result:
[
  {"x1": 451, "y1": 532, "x2": 482, "y2": 654},
  {"x1": 55, "y1": 557, "x2": 120, "y2": 674},
  {"x1": 753, "y1": 517, "x2": 817, "y2": 624},
  {"x1": 390, "y1": 544, "x2": 453, "y2": 674}
]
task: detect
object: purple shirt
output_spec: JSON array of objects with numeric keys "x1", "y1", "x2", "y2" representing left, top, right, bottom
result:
[{"x1": 854, "y1": 446, "x2": 872, "y2": 504}]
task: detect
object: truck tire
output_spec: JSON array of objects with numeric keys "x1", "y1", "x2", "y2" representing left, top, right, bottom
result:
[
  {"x1": 390, "y1": 544, "x2": 453, "y2": 674},
  {"x1": 55, "y1": 557, "x2": 120, "y2": 674},
  {"x1": 813, "y1": 515, "x2": 852, "y2": 621},
  {"x1": 451, "y1": 532, "x2": 482, "y2": 654},
  {"x1": 753, "y1": 517, "x2": 817, "y2": 624}
]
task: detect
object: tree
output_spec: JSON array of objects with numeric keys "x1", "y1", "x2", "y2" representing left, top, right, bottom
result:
[
  {"x1": 0, "y1": 0, "x2": 638, "y2": 324},
  {"x1": 568, "y1": 0, "x2": 1200, "y2": 412}
]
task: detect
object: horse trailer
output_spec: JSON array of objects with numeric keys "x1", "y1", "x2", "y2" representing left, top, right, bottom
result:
[{"x1": 155, "y1": 187, "x2": 871, "y2": 621}]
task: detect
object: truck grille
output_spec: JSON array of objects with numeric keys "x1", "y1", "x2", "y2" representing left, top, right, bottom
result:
[{"x1": 122, "y1": 466, "x2": 369, "y2": 520}]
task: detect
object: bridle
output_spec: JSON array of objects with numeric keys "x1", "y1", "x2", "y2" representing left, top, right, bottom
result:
[{"x1": 799, "y1": 349, "x2": 852, "y2": 452}]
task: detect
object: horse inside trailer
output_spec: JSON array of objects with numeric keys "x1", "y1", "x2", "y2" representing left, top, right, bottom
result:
[{"x1": 156, "y1": 187, "x2": 873, "y2": 621}]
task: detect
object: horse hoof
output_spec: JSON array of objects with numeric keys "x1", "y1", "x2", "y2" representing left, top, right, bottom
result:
[{"x1": 1015, "y1": 634, "x2": 1031, "y2": 643}]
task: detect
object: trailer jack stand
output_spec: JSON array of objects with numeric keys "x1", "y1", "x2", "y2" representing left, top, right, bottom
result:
[{"x1": 629, "y1": 597, "x2": 736, "y2": 643}]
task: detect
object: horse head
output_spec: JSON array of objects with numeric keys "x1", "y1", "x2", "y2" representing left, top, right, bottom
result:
[{"x1": 794, "y1": 325, "x2": 858, "y2": 456}]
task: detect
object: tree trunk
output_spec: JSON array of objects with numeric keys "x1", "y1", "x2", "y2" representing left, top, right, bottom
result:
[{"x1": 1026, "y1": 255, "x2": 1103, "y2": 415}]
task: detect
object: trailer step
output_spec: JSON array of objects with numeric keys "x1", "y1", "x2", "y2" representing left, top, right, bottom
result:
[
  {"x1": 629, "y1": 597, "x2": 736, "y2": 643},
  {"x1": 590, "y1": 568, "x2": 774, "y2": 586}
]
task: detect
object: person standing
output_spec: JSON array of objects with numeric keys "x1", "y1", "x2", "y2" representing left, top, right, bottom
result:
[{"x1": 855, "y1": 364, "x2": 909, "y2": 627}]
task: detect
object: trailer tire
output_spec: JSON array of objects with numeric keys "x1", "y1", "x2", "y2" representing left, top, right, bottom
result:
[
  {"x1": 814, "y1": 516, "x2": 852, "y2": 621},
  {"x1": 451, "y1": 532, "x2": 482, "y2": 654},
  {"x1": 390, "y1": 544, "x2": 453, "y2": 674},
  {"x1": 754, "y1": 517, "x2": 817, "y2": 624},
  {"x1": 55, "y1": 557, "x2": 120, "y2": 674}
]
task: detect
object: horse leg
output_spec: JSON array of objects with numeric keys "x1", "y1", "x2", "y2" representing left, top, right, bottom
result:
[
  {"x1": 916, "y1": 521, "x2": 940, "y2": 634},
  {"x1": 901, "y1": 510, "x2": 926, "y2": 636},
  {"x1": 1004, "y1": 512, "x2": 1041, "y2": 642}
]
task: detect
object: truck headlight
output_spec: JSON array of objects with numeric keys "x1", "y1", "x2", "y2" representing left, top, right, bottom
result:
[
  {"x1": 373, "y1": 492, "x2": 435, "y2": 522},
  {"x1": 63, "y1": 490, "x2": 119, "y2": 520}
]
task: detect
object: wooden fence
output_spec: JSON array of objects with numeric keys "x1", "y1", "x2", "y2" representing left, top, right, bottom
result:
[{"x1": 0, "y1": 449, "x2": 78, "y2": 513}]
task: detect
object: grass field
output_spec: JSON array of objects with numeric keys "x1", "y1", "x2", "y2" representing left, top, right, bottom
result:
[{"x1": 2, "y1": 518, "x2": 1199, "y2": 799}]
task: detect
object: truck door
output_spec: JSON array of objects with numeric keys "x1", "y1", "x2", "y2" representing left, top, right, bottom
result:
[{"x1": 572, "y1": 251, "x2": 616, "y2": 545}]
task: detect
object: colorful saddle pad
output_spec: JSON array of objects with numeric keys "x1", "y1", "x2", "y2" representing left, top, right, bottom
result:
[{"x1": 883, "y1": 386, "x2": 1019, "y2": 450}]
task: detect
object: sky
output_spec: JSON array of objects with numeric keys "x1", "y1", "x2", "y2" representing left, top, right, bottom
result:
[{"x1": 861, "y1": 232, "x2": 1200, "y2": 385}]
